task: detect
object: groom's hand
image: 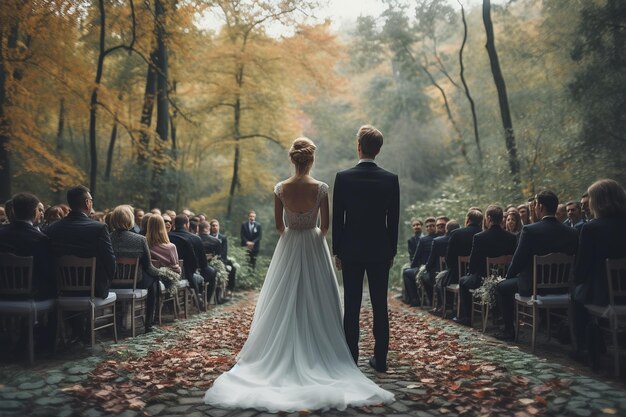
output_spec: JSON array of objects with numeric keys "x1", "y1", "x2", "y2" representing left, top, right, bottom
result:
[{"x1": 334, "y1": 256, "x2": 342, "y2": 271}]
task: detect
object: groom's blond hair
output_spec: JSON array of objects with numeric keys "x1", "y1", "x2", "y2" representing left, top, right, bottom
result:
[{"x1": 357, "y1": 125, "x2": 383, "y2": 158}]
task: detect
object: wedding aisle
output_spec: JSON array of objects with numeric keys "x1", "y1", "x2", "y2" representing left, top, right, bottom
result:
[{"x1": 0, "y1": 289, "x2": 625, "y2": 417}]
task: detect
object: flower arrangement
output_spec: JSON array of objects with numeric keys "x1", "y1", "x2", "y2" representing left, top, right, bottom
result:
[
  {"x1": 209, "y1": 257, "x2": 229, "y2": 289},
  {"x1": 158, "y1": 267, "x2": 181, "y2": 297},
  {"x1": 474, "y1": 274, "x2": 505, "y2": 306},
  {"x1": 415, "y1": 265, "x2": 427, "y2": 290}
]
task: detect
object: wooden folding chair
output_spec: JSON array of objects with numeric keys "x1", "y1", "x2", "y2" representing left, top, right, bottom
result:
[
  {"x1": 471, "y1": 255, "x2": 512, "y2": 332},
  {"x1": 111, "y1": 257, "x2": 147, "y2": 337},
  {"x1": 515, "y1": 253, "x2": 574, "y2": 352},
  {"x1": 585, "y1": 258, "x2": 626, "y2": 376},
  {"x1": 443, "y1": 256, "x2": 470, "y2": 318},
  {"x1": 56, "y1": 256, "x2": 117, "y2": 347},
  {"x1": 0, "y1": 253, "x2": 55, "y2": 365}
]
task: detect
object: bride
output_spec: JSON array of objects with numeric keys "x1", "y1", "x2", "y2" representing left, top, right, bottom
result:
[{"x1": 203, "y1": 138, "x2": 394, "y2": 412}]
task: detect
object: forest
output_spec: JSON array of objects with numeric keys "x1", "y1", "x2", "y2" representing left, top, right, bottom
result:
[{"x1": 1, "y1": 0, "x2": 624, "y2": 260}]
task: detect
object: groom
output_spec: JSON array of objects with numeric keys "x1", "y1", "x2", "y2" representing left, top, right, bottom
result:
[{"x1": 332, "y1": 125, "x2": 400, "y2": 372}]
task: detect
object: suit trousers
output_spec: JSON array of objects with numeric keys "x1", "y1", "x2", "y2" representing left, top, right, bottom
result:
[
  {"x1": 402, "y1": 267, "x2": 419, "y2": 303},
  {"x1": 421, "y1": 270, "x2": 436, "y2": 305},
  {"x1": 459, "y1": 274, "x2": 482, "y2": 319},
  {"x1": 496, "y1": 277, "x2": 518, "y2": 332},
  {"x1": 342, "y1": 260, "x2": 390, "y2": 366}
]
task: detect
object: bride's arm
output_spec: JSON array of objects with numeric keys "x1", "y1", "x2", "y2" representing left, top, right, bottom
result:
[
  {"x1": 274, "y1": 194, "x2": 285, "y2": 235},
  {"x1": 320, "y1": 194, "x2": 329, "y2": 236}
]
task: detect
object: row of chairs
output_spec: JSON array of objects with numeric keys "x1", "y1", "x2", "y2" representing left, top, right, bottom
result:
[
  {"x1": 0, "y1": 253, "x2": 204, "y2": 365},
  {"x1": 419, "y1": 253, "x2": 626, "y2": 376}
]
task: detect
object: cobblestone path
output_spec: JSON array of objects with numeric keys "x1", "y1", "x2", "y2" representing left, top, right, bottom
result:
[{"x1": 1, "y1": 290, "x2": 625, "y2": 417}]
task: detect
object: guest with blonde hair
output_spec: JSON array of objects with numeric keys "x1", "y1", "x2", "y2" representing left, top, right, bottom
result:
[
  {"x1": 146, "y1": 214, "x2": 181, "y2": 275},
  {"x1": 109, "y1": 204, "x2": 162, "y2": 332}
]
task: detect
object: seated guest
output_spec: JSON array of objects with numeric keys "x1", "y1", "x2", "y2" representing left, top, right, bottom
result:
[
  {"x1": 425, "y1": 219, "x2": 459, "y2": 310},
  {"x1": 40, "y1": 205, "x2": 64, "y2": 233},
  {"x1": 46, "y1": 185, "x2": 115, "y2": 300},
  {"x1": 33, "y1": 201, "x2": 44, "y2": 231},
  {"x1": 210, "y1": 218, "x2": 236, "y2": 297},
  {"x1": 132, "y1": 208, "x2": 144, "y2": 234},
  {"x1": 445, "y1": 208, "x2": 483, "y2": 288},
  {"x1": 402, "y1": 217, "x2": 437, "y2": 306},
  {"x1": 455, "y1": 205, "x2": 517, "y2": 324},
  {"x1": 494, "y1": 191, "x2": 578, "y2": 340},
  {"x1": 581, "y1": 191, "x2": 593, "y2": 221},
  {"x1": 505, "y1": 209, "x2": 522, "y2": 236},
  {"x1": 199, "y1": 221, "x2": 222, "y2": 257},
  {"x1": 109, "y1": 205, "x2": 162, "y2": 332},
  {"x1": 4, "y1": 199, "x2": 15, "y2": 223},
  {"x1": 139, "y1": 213, "x2": 152, "y2": 235},
  {"x1": 556, "y1": 203, "x2": 567, "y2": 223},
  {"x1": 162, "y1": 214, "x2": 173, "y2": 233},
  {"x1": 564, "y1": 201, "x2": 584, "y2": 229},
  {"x1": 407, "y1": 217, "x2": 423, "y2": 261},
  {"x1": 0, "y1": 192, "x2": 54, "y2": 300},
  {"x1": 571, "y1": 179, "x2": 626, "y2": 365},
  {"x1": 145, "y1": 214, "x2": 181, "y2": 274},
  {"x1": 517, "y1": 203, "x2": 530, "y2": 225},
  {"x1": 189, "y1": 219, "x2": 199, "y2": 235},
  {"x1": 170, "y1": 215, "x2": 217, "y2": 307}
]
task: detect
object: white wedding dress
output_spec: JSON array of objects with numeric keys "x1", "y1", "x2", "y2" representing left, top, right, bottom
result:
[{"x1": 203, "y1": 181, "x2": 394, "y2": 412}]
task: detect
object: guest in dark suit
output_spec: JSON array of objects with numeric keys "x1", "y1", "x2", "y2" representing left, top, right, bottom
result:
[
  {"x1": 424, "y1": 219, "x2": 459, "y2": 309},
  {"x1": 210, "y1": 218, "x2": 236, "y2": 293},
  {"x1": 564, "y1": 201, "x2": 584, "y2": 229},
  {"x1": 332, "y1": 125, "x2": 399, "y2": 372},
  {"x1": 240, "y1": 210, "x2": 262, "y2": 269},
  {"x1": 445, "y1": 208, "x2": 483, "y2": 287},
  {"x1": 199, "y1": 221, "x2": 222, "y2": 256},
  {"x1": 407, "y1": 217, "x2": 423, "y2": 261},
  {"x1": 455, "y1": 205, "x2": 517, "y2": 324},
  {"x1": 571, "y1": 179, "x2": 626, "y2": 363},
  {"x1": 46, "y1": 185, "x2": 115, "y2": 299},
  {"x1": 170, "y1": 214, "x2": 217, "y2": 307},
  {"x1": 0, "y1": 192, "x2": 54, "y2": 300},
  {"x1": 131, "y1": 208, "x2": 144, "y2": 234},
  {"x1": 402, "y1": 217, "x2": 437, "y2": 306},
  {"x1": 494, "y1": 191, "x2": 579, "y2": 340}
]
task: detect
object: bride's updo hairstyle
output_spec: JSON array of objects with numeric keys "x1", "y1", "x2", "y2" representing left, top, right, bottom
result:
[{"x1": 289, "y1": 137, "x2": 316, "y2": 173}]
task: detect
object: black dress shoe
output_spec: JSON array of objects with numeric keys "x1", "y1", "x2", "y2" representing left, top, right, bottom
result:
[
  {"x1": 493, "y1": 330, "x2": 515, "y2": 341},
  {"x1": 452, "y1": 317, "x2": 471, "y2": 326},
  {"x1": 430, "y1": 307, "x2": 443, "y2": 315},
  {"x1": 368, "y1": 356, "x2": 388, "y2": 373}
]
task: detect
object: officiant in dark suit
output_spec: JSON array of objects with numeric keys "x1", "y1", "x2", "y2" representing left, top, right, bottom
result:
[
  {"x1": 240, "y1": 210, "x2": 262, "y2": 269},
  {"x1": 332, "y1": 125, "x2": 400, "y2": 373}
]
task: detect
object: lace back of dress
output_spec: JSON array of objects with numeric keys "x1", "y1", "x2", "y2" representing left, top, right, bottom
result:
[{"x1": 275, "y1": 182, "x2": 328, "y2": 230}]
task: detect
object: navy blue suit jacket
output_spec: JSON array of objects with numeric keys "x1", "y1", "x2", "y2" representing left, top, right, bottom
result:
[
  {"x1": 425, "y1": 234, "x2": 450, "y2": 276},
  {"x1": 507, "y1": 217, "x2": 578, "y2": 296},
  {"x1": 446, "y1": 223, "x2": 482, "y2": 284},
  {"x1": 46, "y1": 211, "x2": 115, "y2": 299},
  {"x1": 468, "y1": 225, "x2": 517, "y2": 277},
  {"x1": 574, "y1": 216, "x2": 626, "y2": 305},
  {"x1": 0, "y1": 221, "x2": 55, "y2": 299},
  {"x1": 332, "y1": 162, "x2": 400, "y2": 263}
]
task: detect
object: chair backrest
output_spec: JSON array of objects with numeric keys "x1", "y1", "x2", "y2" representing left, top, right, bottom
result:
[
  {"x1": 458, "y1": 256, "x2": 470, "y2": 277},
  {"x1": 56, "y1": 255, "x2": 97, "y2": 296},
  {"x1": 606, "y1": 257, "x2": 626, "y2": 305},
  {"x1": 0, "y1": 252, "x2": 34, "y2": 295},
  {"x1": 485, "y1": 255, "x2": 513, "y2": 278},
  {"x1": 112, "y1": 257, "x2": 140, "y2": 290},
  {"x1": 438, "y1": 256, "x2": 446, "y2": 272},
  {"x1": 532, "y1": 253, "x2": 575, "y2": 294}
]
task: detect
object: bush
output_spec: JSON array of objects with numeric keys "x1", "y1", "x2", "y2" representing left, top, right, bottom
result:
[{"x1": 228, "y1": 242, "x2": 268, "y2": 290}]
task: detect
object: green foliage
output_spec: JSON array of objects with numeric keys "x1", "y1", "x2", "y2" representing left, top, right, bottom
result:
[{"x1": 227, "y1": 241, "x2": 268, "y2": 290}]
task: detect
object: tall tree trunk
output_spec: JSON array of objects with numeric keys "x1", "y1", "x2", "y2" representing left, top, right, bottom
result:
[
  {"x1": 226, "y1": 90, "x2": 242, "y2": 220},
  {"x1": 138, "y1": 51, "x2": 158, "y2": 163},
  {"x1": 104, "y1": 114, "x2": 118, "y2": 181},
  {"x1": 149, "y1": 0, "x2": 169, "y2": 209},
  {"x1": 0, "y1": 29, "x2": 10, "y2": 202},
  {"x1": 53, "y1": 97, "x2": 65, "y2": 202},
  {"x1": 482, "y1": 0, "x2": 521, "y2": 193},
  {"x1": 458, "y1": 1, "x2": 482, "y2": 164},
  {"x1": 88, "y1": 0, "x2": 108, "y2": 197}
]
